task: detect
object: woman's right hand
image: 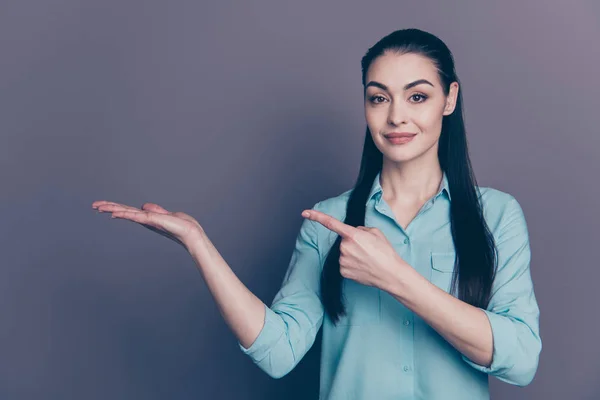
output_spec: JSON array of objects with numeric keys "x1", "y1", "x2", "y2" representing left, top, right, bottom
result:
[
  {"x1": 93, "y1": 199, "x2": 271, "y2": 355},
  {"x1": 92, "y1": 201, "x2": 205, "y2": 251}
]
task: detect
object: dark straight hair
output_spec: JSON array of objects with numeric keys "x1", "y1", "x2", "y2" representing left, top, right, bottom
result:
[{"x1": 320, "y1": 28, "x2": 498, "y2": 325}]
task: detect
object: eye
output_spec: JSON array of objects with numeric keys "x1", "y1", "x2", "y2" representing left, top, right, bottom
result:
[
  {"x1": 369, "y1": 95, "x2": 387, "y2": 104},
  {"x1": 410, "y1": 93, "x2": 428, "y2": 103}
]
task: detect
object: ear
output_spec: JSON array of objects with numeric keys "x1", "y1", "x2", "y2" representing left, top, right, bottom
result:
[{"x1": 443, "y1": 81, "x2": 459, "y2": 116}]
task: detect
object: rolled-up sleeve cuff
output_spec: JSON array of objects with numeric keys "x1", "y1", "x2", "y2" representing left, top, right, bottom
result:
[
  {"x1": 462, "y1": 308, "x2": 517, "y2": 374},
  {"x1": 238, "y1": 304, "x2": 284, "y2": 363}
]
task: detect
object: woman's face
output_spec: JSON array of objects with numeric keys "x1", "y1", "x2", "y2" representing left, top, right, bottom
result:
[{"x1": 364, "y1": 51, "x2": 458, "y2": 164}]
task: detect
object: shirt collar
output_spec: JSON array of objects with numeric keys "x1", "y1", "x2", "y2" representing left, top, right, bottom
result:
[{"x1": 367, "y1": 170, "x2": 451, "y2": 204}]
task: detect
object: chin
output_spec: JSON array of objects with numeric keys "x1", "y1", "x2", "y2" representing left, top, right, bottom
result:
[
  {"x1": 378, "y1": 136, "x2": 439, "y2": 164},
  {"x1": 375, "y1": 141, "x2": 421, "y2": 161},
  {"x1": 383, "y1": 152, "x2": 422, "y2": 163}
]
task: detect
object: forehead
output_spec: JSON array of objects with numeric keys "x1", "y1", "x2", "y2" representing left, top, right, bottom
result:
[{"x1": 366, "y1": 52, "x2": 439, "y2": 89}]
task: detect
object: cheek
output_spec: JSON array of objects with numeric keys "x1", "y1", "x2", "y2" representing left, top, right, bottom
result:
[
  {"x1": 364, "y1": 106, "x2": 381, "y2": 120},
  {"x1": 414, "y1": 107, "x2": 444, "y2": 133},
  {"x1": 364, "y1": 107, "x2": 388, "y2": 132}
]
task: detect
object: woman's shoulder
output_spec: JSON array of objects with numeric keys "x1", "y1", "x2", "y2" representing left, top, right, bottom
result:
[
  {"x1": 311, "y1": 188, "x2": 353, "y2": 220},
  {"x1": 476, "y1": 184, "x2": 528, "y2": 233},
  {"x1": 303, "y1": 189, "x2": 353, "y2": 251},
  {"x1": 477, "y1": 184, "x2": 517, "y2": 206}
]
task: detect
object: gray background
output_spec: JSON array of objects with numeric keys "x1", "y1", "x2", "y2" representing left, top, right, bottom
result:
[{"x1": 1, "y1": 0, "x2": 599, "y2": 399}]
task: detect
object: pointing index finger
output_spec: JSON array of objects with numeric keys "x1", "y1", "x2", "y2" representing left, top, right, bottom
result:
[{"x1": 302, "y1": 210, "x2": 356, "y2": 238}]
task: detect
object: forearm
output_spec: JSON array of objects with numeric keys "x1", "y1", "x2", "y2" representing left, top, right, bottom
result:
[
  {"x1": 383, "y1": 265, "x2": 493, "y2": 367},
  {"x1": 186, "y1": 231, "x2": 266, "y2": 349}
]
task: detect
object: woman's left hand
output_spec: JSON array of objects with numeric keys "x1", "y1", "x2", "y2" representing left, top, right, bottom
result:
[{"x1": 301, "y1": 209, "x2": 408, "y2": 291}]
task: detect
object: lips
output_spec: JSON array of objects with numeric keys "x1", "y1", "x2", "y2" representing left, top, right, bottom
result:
[
  {"x1": 385, "y1": 132, "x2": 417, "y2": 145},
  {"x1": 384, "y1": 132, "x2": 417, "y2": 138}
]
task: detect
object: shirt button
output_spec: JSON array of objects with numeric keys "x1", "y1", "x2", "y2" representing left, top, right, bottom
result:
[
  {"x1": 403, "y1": 365, "x2": 410, "y2": 372},
  {"x1": 404, "y1": 320, "x2": 410, "y2": 326},
  {"x1": 403, "y1": 238, "x2": 409, "y2": 244}
]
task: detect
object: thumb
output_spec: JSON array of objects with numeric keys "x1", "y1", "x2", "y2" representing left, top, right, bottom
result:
[
  {"x1": 142, "y1": 203, "x2": 170, "y2": 214},
  {"x1": 371, "y1": 227, "x2": 385, "y2": 237},
  {"x1": 357, "y1": 226, "x2": 378, "y2": 233}
]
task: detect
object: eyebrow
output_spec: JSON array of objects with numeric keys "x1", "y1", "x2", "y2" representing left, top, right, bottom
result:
[{"x1": 365, "y1": 79, "x2": 434, "y2": 92}]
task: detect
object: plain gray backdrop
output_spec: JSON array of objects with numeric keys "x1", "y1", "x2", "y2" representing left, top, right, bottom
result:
[{"x1": 2, "y1": 0, "x2": 599, "y2": 399}]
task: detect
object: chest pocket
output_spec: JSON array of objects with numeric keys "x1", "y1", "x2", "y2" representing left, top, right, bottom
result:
[
  {"x1": 430, "y1": 252, "x2": 457, "y2": 293},
  {"x1": 337, "y1": 278, "x2": 381, "y2": 326}
]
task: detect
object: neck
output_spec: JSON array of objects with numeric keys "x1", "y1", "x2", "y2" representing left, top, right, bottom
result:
[{"x1": 379, "y1": 155, "x2": 443, "y2": 206}]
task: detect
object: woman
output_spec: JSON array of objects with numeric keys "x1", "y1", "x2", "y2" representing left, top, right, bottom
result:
[{"x1": 92, "y1": 28, "x2": 541, "y2": 399}]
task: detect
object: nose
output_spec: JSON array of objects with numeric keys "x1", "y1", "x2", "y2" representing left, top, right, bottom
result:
[{"x1": 387, "y1": 101, "x2": 409, "y2": 126}]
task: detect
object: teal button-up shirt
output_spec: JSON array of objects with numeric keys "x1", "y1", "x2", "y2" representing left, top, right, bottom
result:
[{"x1": 239, "y1": 171, "x2": 541, "y2": 399}]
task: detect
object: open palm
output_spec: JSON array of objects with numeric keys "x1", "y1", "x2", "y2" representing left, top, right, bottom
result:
[{"x1": 92, "y1": 201, "x2": 203, "y2": 250}]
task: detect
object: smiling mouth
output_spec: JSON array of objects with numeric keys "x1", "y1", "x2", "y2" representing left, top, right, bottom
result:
[
  {"x1": 384, "y1": 132, "x2": 417, "y2": 138},
  {"x1": 385, "y1": 135, "x2": 416, "y2": 144}
]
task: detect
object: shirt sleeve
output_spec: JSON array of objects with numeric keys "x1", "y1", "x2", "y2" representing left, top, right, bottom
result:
[
  {"x1": 462, "y1": 196, "x2": 542, "y2": 386},
  {"x1": 238, "y1": 202, "x2": 325, "y2": 379}
]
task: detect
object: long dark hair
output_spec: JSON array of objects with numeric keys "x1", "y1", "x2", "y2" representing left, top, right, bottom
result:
[{"x1": 320, "y1": 28, "x2": 497, "y2": 325}]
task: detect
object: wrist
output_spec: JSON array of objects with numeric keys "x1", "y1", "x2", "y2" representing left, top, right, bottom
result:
[
  {"x1": 382, "y1": 258, "x2": 414, "y2": 299},
  {"x1": 185, "y1": 230, "x2": 213, "y2": 264}
]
